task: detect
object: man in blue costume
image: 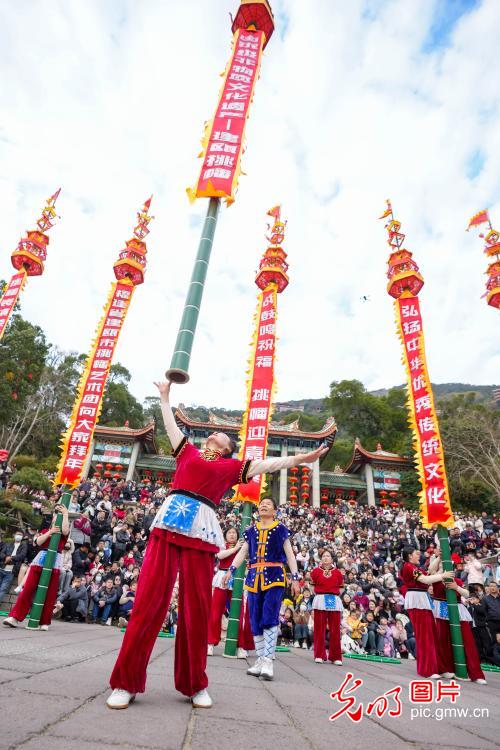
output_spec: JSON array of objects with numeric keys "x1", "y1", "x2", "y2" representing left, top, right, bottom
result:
[{"x1": 223, "y1": 497, "x2": 300, "y2": 680}]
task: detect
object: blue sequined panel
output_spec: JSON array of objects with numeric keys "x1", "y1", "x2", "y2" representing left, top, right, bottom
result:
[
  {"x1": 439, "y1": 601, "x2": 449, "y2": 619},
  {"x1": 162, "y1": 494, "x2": 200, "y2": 533},
  {"x1": 324, "y1": 594, "x2": 337, "y2": 610}
]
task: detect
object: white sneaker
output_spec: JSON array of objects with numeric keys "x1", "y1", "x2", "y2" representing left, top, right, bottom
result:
[
  {"x1": 315, "y1": 658, "x2": 324, "y2": 663},
  {"x1": 106, "y1": 617, "x2": 112, "y2": 626},
  {"x1": 118, "y1": 617, "x2": 128, "y2": 628},
  {"x1": 440, "y1": 672, "x2": 455, "y2": 679},
  {"x1": 13, "y1": 586, "x2": 23, "y2": 594},
  {"x1": 302, "y1": 642, "x2": 308, "y2": 649},
  {"x1": 191, "y1": 688, "x2": 212, "y2": 708},
  {"x1": 3, "y1": 617, "x2": 19, "y2": 628},
  {"x1": 236, "y1": 648, "x2": 247, "y2": 659},
  {"x1": 259, "y1": 656, "x2": 274, "y2": 681},
  {"x1": 333, "y1": 660, "x2": 343, "y2": 666},
  {"x1": 430, "y1": 674, "x2": 440, "y2": 679},
  {"x1": 106, "y1": 689, "x2": 136, "y2": 710},
  {"x1": 247, "y1": 656, "x2": 264, "y2": 676},
  {"x1": 409, "y1": 653, "x2": 415, "y2": 660},
  {"x1": 207, "y1": 644, "x2": 214, "y2": 656},
  {"x1": 293, "y1": 641, "x2": 300, "y2": 648},
  {"x1": 40, "y1": 624, "x2": 49, "y2": 631},
  {"x1": 475, "y1": 678, "x2": 487, "y2": 685}
]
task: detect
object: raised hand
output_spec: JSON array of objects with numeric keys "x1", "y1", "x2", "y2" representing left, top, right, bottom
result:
[{"x1": 154, "y1": 381, "x2": 172, "y2": 400}]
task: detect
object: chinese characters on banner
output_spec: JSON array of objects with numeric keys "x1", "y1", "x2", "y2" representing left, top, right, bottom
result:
[
  {"x1": 54, "y1": 281, "x2": 134, "y2": 488},
  {"x1": 395, "y1": 297, "x2": 454, "y2": 528},
  {"x1": 234, "y1": 285, "x2": 277, "y2": 503},
  {"x1": 187, "y1": 28, "x2": 265, "y2": 205},
  {"x1": 0, "y1": 271, "x2": 27, "y2": 340}
]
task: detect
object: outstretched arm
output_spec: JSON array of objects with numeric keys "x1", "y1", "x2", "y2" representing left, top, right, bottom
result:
[
  {"x1": 153, "y1": 381, "x2": 184, "y2": 451},
  {"x1": 247, "y1": 444, "x2": 328, "y2": 479}
]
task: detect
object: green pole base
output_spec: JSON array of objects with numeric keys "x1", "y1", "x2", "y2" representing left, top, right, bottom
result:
[
  {"x1": 481, "y1": 664, "x2": 500, "y2": 673},
  {"x1": 222, "y1": 653, "x2": 238, "y2": 659},
  {"x1": 25, "y1": 624, "x2": 40, "y2": 630},
  {"x1": 343, "y1": 653, "x2": 401, "y2": 664},
  {"x1": 276, "y1": 646, "x2": 290, "y2": 652},
  {"x1": 165, "y1": 367, "x2": 189, "y2": 384}
]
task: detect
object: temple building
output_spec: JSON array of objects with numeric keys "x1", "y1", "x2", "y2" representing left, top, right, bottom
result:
[{"x1": 84, "y1": 410, "x2": 410, "y2": 508}]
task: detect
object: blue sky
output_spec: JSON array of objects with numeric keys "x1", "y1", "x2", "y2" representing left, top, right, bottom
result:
[{"x1": 0, "y1": 0, "x2": 499, "y2": 410}]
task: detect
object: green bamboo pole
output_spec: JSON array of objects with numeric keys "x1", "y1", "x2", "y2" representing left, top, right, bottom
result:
[
  {"x1": 166, "y1": 197, "x2": 221, "y2": 384},
  {"x1": 437, "y1": 525, "x2": 468, "y2": 679},
  {"x1": 26, "y1": 488, "x2": 71, "y2": 629},
  {"x1": 223, "y1": 501, "x2": 253, "y2": 658}
]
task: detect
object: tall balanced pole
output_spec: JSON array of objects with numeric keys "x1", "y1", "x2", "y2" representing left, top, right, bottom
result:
[
  {"x1": 166, "y1": 1, "x2": 275, "y2": 384},
  {"x1": 379, "y1": 201, "x2": 467, "y2": 678},
  {"x1": 0, "y1": 189, "x2": 60, "y2": 341},
  {"x1": 224, "y1": 206, "x2": 289, "y2": 657},
  {"x1": 27, "y1": 199, "x2": 154, "y2": 629}
]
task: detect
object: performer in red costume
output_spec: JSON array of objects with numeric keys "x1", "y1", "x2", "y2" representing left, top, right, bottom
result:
[
  {"x1": 429, "y1": 551, "x2": 487, "y2": 684},
  {"x1": 3, "y1": 503, "x2": 70, "y2": 631},
  {"x1": 107, "y1": 380, "x2": 327, "y2": 710},
  {"x1": 207, "y1": 526, "x2": 254, "y2": 657},
  {"x1": 401, "y1": 546, "x2": 453, "y2": 678},
  {"x1": 310, "y1": 549, "x2": 344, "y2": 664}
]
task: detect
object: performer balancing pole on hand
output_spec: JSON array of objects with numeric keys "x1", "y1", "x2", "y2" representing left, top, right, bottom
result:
[
  {"x1": 222, "y1": 496, "x2": 301, "y2": 681},
  {"x1": 107, "y1": 380, "x2": 327, "y2": 710}
]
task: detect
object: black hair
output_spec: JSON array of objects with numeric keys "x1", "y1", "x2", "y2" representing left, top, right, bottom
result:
[
  {"x1": 225, "y1": 438, "x2": 238, "y2": 457},
  {"x1": 402, "y1": 546, "x2": 417, "y2": 563}
]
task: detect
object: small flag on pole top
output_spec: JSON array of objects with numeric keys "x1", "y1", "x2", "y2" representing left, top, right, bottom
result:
[
  {"x1": 466, "y1": 209, "x2": 490, "y2": 231},
  {"x1": 378, "y1": 200, "x2": 393, "y2": 220}
]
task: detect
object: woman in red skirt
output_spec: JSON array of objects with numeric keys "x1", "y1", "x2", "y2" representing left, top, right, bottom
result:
[
  {"x1": 207, "y1": 526, "x2": 254, "y2": 658},
  {"x1": 310, "y1": 549, "x2": 344, "y2": 665},
  {"x1": 3, "y1": 503, "x2": 70, "y2": 631},
  {"x1": 429, "y1": 553, "x2": 487, "y2": 684},
  {"x1": 401, "y1": 546, "x2": 453, "y2": 678}
]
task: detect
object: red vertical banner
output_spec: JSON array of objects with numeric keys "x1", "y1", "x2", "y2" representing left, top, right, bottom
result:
[
  {"x1": 187, "y1": 28, "x2": 265, "y2": 205},
  {"x1": 395, "y1": 296, "x2": 454, "y2": 528},
  {"x1": 54, "y1": 280, "x2": 134, "y2": 487},
  {"x1": 234, "y1": 284, "x2": 277, "y2": 503},
  {"x1": 0, "y1": 271, "x2": 27, "y2": 340}
]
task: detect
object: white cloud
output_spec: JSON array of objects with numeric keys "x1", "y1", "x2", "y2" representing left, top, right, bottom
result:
[{"x1": 0, "y1": 0, "x2": 498, "y2": 414}]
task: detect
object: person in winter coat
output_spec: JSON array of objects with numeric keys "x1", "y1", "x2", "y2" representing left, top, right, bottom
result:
[
  {"x1": 54, "y1": 576, "x2": 88, "y2": 621},
  {"x1": 91, "y1": 579, "x2": 118, "y2": 624},
  {"x1": 0, "y1": 532, "x2": 28, "y2": 603},
  {"x1": 58, "y1": 538, "x2": 75, "y2": 594}
]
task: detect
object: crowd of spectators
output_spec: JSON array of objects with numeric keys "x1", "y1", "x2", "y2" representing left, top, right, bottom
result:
[{"x1": 0, "y1": 475, "x2": 499, "y2": 665}]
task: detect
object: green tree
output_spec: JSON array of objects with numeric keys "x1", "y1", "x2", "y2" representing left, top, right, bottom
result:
[{"x1": 9, "y1": 467, "x2": 52, "y2": 494}]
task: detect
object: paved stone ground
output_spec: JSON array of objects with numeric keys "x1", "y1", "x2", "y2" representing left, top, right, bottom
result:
[{"x1": 0, "y1": 621, "x2": 499, "y2": 750}]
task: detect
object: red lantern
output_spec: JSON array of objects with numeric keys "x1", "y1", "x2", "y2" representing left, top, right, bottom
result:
[
  {"x1": 113, "y1": 472, "x2": 121, "y2": 480},
  {"x1": 321, "y1": 503, "x2": 328, "y2": 509},
  {"x1": 93, "y1": 472, "x2": 101, "y2": 479},
  {"x1": 95, "y1": 463, "x2": 103, "y2": 470},
  {"x1": 302, "y1": 466, "x2": 310, "y2": 475},
  {"x1": 105, "y1": 463, "x2": 113, "y2": 470},
  {"x1": 290, "y1": 466, "x2": 298, "y2": 475},
  {"x1": 116, "y1": 464, "x2": 123, "y2": 472},
  {"x1": 290, "y1": 501, "x2": 297, "y2": 507},
  {"x1": 380, "y1": 498, "x2": 388, "y2": 506},
  {"x1": 104, "y1": 470, "x2": 111, "y2": 478},
  {"x1": 301, "y1": 491, "x2": 309, "y2": 500}
]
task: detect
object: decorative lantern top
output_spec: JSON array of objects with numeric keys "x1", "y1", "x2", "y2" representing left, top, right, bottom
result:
[
  {"x1": 379, "y1": 200, "x2": 424, "y2": 299},
  {"x1": 11, "y1": 188, "x2": 61, "y2": 277},
  {"x1": 466, "y1": 209, "x2": 500, "y2": 310},
  {"x1": 231, "y1": 1, "x2": 275, "y2": 48},
  {"x1": 255, "y1": 205, "x2": 289, "y2": 292},
  {"x1": 113, "y1": 197, "x2": 154, "y2": 287}
]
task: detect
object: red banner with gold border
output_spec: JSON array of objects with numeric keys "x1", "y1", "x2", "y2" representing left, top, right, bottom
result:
[
  {"x1": 0, "y1": 271, "x2": 27, "y2": 341},
  {"x1": 234, "y1": 284, "x2": 277, "y2": 503},
  {"x1": 54, "y1": 280, "x2": 135, "y2": 487},
  {"x1": 395, "y1": 296, "x2": 454, "y2": 528},
  {"x1": 187, "y1": 28, "x2": 265, "y2": 206}
]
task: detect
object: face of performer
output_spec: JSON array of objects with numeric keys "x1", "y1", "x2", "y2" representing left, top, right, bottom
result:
[
  {"x1": 408, "y1": 549, "x2": 420, "y2": 565},
  {"x1": 206, "y1": 432, "x2": 233, "y2": 455},
  {"x1": 258, "y1": 498, "x2": 276, "y2": 520},
  {"x1": 225, "y1": 528, "x2": 238, "y2": 545},
  {"x1": 320, "y1": 551, "x2": 333, "y2": 567}
]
